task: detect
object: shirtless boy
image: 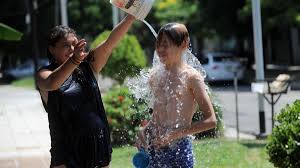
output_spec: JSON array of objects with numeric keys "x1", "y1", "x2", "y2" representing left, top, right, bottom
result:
[{"x1": 137, "y1": 23, "x2": 217, "y2": 168}]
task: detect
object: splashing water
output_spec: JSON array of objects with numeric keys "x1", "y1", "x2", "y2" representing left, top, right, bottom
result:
[
  {"x1": 126, "y1": 20, "x2": 208, "y2": 103},
  {"x1": 125, "y1": 68, "x2": 153, "y2": 108},
  {"x1": 142, "y1": 20, "x2": 158, "y2": 38}
]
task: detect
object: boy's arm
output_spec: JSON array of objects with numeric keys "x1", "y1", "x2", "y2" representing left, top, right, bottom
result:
[
  {"x1": 89, "y1": 15, "x2": 135, "y2": 73},
  {"x1": 168, "y1": 73, "x2": 217, "y2": 140},
  {"x1": 181, "y1": 73, "x2": 217, "y2": 135}
]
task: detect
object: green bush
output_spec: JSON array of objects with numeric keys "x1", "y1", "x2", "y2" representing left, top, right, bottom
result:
[
  {"x1": 193, "y1": 97, "x2": 224, "y2": 139},
  {"x1": 212, "y1": 101, "x2": 224, "y2": 137},
  {"x1": 91, "y1": 31, "x2": 147, "y2": 83},
  {"x1": 103, "y1": 85, "x2": 150, "y2": 146},
  {"x1": 266, "y1": 100, "x2": 300, "y2": 168}
]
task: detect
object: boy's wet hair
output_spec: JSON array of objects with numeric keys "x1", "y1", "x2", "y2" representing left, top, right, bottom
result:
[
  {"x1": 156, "y1": 23, "x2": 189, "y2": 47},
  {"x1": 46, "y1": 25, "x2": 77, "y2": 63}
]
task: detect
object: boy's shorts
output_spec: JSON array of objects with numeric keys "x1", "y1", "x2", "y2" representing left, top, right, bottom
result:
[{"x1": 148, "y1": 137, "x2": 194, "y2": 168}]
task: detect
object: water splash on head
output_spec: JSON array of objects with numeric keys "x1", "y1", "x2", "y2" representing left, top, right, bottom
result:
[{"x1": 126, "y1": 20, "x2": 208, "y2": 105}]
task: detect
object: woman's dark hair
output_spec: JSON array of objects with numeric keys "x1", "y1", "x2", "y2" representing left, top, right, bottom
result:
[
  {"x1": 156, "y1": 23, "x2": 189, "y2": 47},
  {"x1": 46, "y1": 25, "x2": 77, "y2": 63}
]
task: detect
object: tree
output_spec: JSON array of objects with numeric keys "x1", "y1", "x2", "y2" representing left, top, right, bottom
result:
[
  {"x1": 91, "y1": 31, "x2": 147, "y2": 83},
  {"x1": 153, "y1": 0, "x2": 198, "y2": 25},
  {"x1": 197, "y1": 0, "x2": 248, "y2": 38},
  {"x1": 68, "y1": 0, "x2": 112, "y2": 41},
  {"x1": 240, "y1": 0, "x2": 300, "y2": 32}
]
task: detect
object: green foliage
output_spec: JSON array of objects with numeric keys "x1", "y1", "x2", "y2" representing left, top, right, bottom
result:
[
  {"x1": 68, "y1": 0, "x2": 112, "y2": 38},
  {"x1": 266, "y1": 100, "x2": 300, "y2": 168},
  {"x1": 297, "y1": 15, "x2": 300, "y2": 25},
  {"x1": 240, "y1": 0, "x2": 300, "y2": 31},
  {"x1": 197, "y1": 0, "x2": 248, "y2": 38},
  {"x1": 212, "y1": 101, "x2": 225, "y2": 136},
  {"x1": 193, "y1": 93, "x2": 224, "y2": 139},
  {"x1": 0, "y1": 23, "x2": 23, "y2": 41},
  {"x1": 91, "y1": 31, "x2": 147, "y2": 83},
  {"x1": 151, "y1": 0, "x2": 205, "y2": 38},
  {"x1": 103, "y1": 85, "x2": 150, "y2": 146},
  {"x1": 153, "y1": 0, "x2": 198, "y2": 25}
]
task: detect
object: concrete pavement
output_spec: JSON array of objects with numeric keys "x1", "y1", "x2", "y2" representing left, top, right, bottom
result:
[
  {"x1": 0, "y1": 85, "x2": 50, "y2": 168},
  {"x1": 0, "y1": 84, "x2": 298, "y2": 167},
  {"x1": 0, "y1": 74, "x2": 117, "y2": 168}
]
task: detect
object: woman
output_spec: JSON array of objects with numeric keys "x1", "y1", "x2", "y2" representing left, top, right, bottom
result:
[{"x1": 37, "y1": 15, "x2": 135, "y2": 168}]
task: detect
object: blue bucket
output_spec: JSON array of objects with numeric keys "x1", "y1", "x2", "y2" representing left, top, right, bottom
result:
[{"x1": 132, "y1": 148, "x2": 150, "y2": 168}]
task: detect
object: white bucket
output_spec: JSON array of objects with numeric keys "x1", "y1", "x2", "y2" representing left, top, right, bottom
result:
[{"x1": 110, "y1": 0, "x2": 154, "y2": 20}]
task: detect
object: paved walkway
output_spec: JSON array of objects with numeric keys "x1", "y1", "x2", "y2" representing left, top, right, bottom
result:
[
  {"x1": 0, "y1": 85, "x2": 50, "y2": 167},
  {"x1": 0, "y1": 74, "x2": 117, "y2": 168},
  {"x1": 0, "y1": 84, "x2": 299, "y2": 167}
]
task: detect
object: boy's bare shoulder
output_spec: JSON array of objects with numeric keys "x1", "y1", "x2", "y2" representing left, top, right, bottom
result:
[
  {"x1": 149, "y1": 67, "x2": 159, "y2": 79},
  {"x1": 149, "y1": 66, "x2": 159, "y2": 75},
  {"x1": 149, "y1": 66, "x2": 161, "y2": 85},
  {"x1": 184, "y1": 65, "x2": 204, "y2": 82}
]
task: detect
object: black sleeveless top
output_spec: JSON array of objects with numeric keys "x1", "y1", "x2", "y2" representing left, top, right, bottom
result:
[{"x1": 40, "y1": 62, "x2": 112, "y2": 167}]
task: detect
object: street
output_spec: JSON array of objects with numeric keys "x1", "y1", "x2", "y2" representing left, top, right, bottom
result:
[{"x1": 212, "y1": 85, "x2": 299, "y2": 135}]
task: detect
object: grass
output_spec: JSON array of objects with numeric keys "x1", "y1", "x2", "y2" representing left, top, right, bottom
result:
[
  {"x1": 11, "y1": 76, "x2": 35, "y2": 89},
  {"x1": 192, "y1": 139, "x2": 273, "y2": 168},
  {"x1": 110, "y1": 139, "x2": 274, "y2": 168}
]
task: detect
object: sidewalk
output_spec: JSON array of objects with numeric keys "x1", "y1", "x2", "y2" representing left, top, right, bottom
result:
[
  {"x1": 0, "y1": 75, "x2": 118, "y2": 167},
  {"x1": 0, "y1": 85, "x2": 50, "y2": 168}
]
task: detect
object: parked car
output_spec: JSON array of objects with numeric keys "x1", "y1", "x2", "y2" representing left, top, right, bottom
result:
[
  {"x1": 198, "y1": 52, "x2": 246, "y2": 81},
  {"x1": 3, "y1": 59, "x2": 49, "y2": 80}
]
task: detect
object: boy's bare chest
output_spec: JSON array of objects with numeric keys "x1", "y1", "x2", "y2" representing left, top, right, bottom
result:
[{"x1": 152, "y1": 76, "x2": 189, "y2": 97}]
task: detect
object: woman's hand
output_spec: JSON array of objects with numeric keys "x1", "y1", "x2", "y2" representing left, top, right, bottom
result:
[
  {"x1": 72, "y1": 39, "x2": 89, "y2": 62},
  {"x1": 127, "y1": 14, "x2": 137, "y2": 21}
]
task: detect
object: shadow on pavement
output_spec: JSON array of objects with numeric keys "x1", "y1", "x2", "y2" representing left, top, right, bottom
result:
[{"x1": 240, "y1": 140, "x2": 267, "y2": 149}]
